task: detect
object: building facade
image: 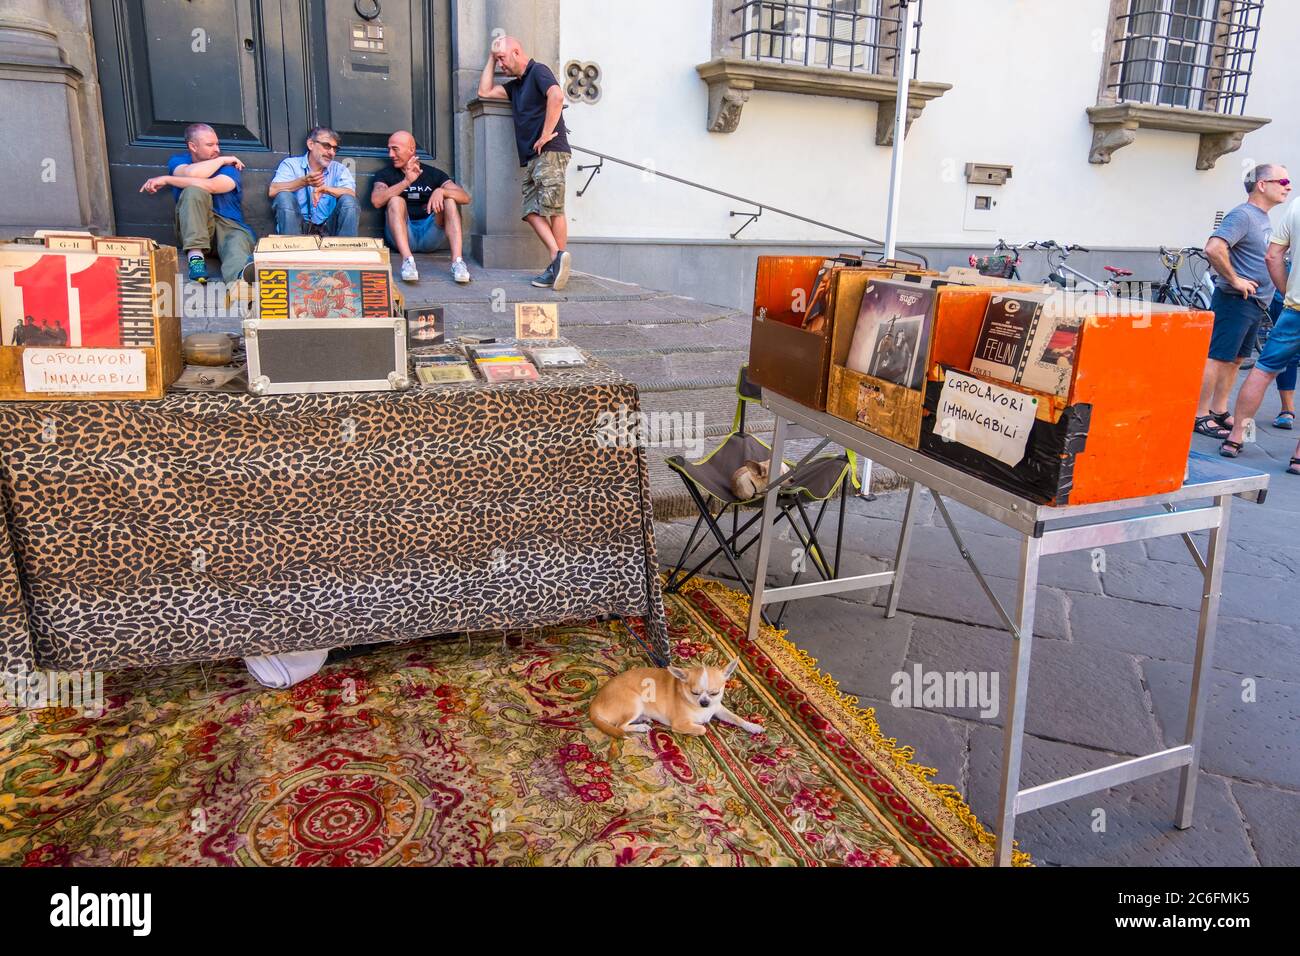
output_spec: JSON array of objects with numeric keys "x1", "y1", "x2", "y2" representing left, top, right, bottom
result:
[{"x1": 2, "y1": 0, "x2": 1296, "y2": 310}]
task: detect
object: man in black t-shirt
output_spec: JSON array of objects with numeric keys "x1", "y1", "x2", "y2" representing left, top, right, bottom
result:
[
  {"x1": 370, "y1": 130, "x2": 472, "y2": 284},
  {"x1": 478, "y1": 36, "x2": 572, "y2": 291}
]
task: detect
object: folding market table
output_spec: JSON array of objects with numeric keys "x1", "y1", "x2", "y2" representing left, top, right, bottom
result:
[{"x1": 747, "y1": 390, "x2": 1270, "y2": 866}]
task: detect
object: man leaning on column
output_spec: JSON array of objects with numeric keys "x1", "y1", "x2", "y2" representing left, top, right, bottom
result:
[{"x1": 478, "y1": 35, "x2": 573, "y2": 291}]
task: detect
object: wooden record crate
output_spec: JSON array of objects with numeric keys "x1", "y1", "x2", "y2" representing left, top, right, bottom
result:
[
  {"x1": 747, "y1": 255, "x2": 932, "y2": 410},
  {"x1": 824, "y1": 278, "x2": 1039, "y2": 448},
  {"x1": 0, "y1": 234, "x2": 182, "y2": 401}
]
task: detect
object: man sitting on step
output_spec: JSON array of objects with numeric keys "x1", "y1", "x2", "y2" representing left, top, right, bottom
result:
[
  {"x1": 139, "y1": 123, "x2": 256, "y2": 285},
  {"x1": 371, "y1": 130, "x2": 472, "y2": 284},
  {"x1": 268, "y1": 126, "x2": 359, "y2": 238}
]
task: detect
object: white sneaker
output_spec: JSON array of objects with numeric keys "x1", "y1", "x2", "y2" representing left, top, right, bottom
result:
[
  {"x1": 451, "y1": 257, "x2": 471, "y2": 284},
  {"x1": 400, "y1": 257, "x2": 419, "y2": 282}
]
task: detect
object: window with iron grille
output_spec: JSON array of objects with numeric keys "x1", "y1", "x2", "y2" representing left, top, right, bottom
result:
[
  {"x1": 1109, "y1": 0, "x2": 1262, "y2": 115},
  {"x1": 733, "y1": 0, "x2": 922, "y2": 77}
]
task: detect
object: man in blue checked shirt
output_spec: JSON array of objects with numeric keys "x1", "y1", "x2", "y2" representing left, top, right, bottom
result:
[{"x1": 268, "y1": 127, "x2": 360, "y2": 237}]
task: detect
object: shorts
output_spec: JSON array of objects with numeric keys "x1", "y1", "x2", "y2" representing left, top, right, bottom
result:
[
  {"x1": 1256, "y1": 306, "x2": 1300, "y2": 374},
  {"x1": 385, "y1": 214, "x2": 447, "y2": 254},
  {"x1": 1207, "y1": 287, "x2": 1264, "y2": 362},
  {"x1": 521, "y1": 151, "x2": 570, "y2": 219}
]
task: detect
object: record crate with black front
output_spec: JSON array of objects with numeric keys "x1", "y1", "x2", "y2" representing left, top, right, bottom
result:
[
  {"x1": 747, "y1": 255, "x2": 932, "y2": 410},
  {"x1": 917, "y1": 290, "x2": 1214, "y2": 506}
]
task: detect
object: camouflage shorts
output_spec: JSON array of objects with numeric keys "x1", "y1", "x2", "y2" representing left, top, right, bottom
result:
[{"x1": 521, "y1": 151, "x2": 570, "y2": 218}]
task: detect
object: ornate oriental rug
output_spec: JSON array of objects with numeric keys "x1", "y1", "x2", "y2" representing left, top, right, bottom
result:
[{"x1": 0, "y1": 580, "x2": 1025, "y2": 866}]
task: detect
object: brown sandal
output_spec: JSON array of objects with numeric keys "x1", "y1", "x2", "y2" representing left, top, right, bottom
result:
[
  {"x1": 1220, "y1": 439, "x2": 1244, "y2": 458},
  {"x1": 1287, "y1": 458, "x2": 1300, "y2": 476}
]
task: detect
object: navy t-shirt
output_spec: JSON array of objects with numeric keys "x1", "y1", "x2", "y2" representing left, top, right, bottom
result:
[
  {"x1": 167, "y1": 154, "x2": 251, "y2": 231},
  {"x1": 504, "y1": 60, "x2": 570, "y2": 167}
]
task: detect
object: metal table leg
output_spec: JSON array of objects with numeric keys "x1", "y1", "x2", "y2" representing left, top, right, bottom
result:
[
  {"x1": 1177, "y1": 494, "x2": 1230, "y2": 828},
  {"x1": 746, "y1": 416, "x2": 788, "y2": 641},
  {"x1": 995, "y1": 534, "x2": 1043, "y2": 866},
  {"x1": 884, "y1": 480, "x2": 919, "y2": 618}
]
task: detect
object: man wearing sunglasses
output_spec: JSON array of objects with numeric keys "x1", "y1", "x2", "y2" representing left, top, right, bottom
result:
[
  {"x1": 268, "y1": 127, "x2": 360, "y2": 237},
  {"x1": 1222, "y1": 174, "x2": 1300, "y2": 464},
  {"x1": 1193, "y1": 163, "x2": 1289, "y2": 441}
]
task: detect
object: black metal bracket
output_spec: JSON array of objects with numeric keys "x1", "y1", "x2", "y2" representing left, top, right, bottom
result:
[
  {"x1": 729, "y1": 206, "x2": 762, "y2": 240},
  {"x1": 576, "y1": 157, "x2": 604, "y2": 197}
]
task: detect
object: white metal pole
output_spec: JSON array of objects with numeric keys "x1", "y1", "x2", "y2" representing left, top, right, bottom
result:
[
  {"x1": 861, "y1": 0, "x2": 917, "y2": 496},
  {"x1": 881, "y1": 0, "x2": 917, "y2": 261}
]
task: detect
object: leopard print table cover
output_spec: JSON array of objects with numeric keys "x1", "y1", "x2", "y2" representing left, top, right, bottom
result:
[{"x1": 0, "y1": 366, "x2": 668, "y2": 674}]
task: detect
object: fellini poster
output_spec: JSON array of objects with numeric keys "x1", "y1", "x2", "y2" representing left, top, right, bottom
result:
[{"x1": 0, "y1": 249, "x2": 157, "y2": 349}]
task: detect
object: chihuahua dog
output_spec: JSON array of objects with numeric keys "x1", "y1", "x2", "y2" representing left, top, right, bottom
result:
[
  {"x1": 589, "y1": 659, "x2": 764, "y2": 738},
  {"x1": 730, "y1": 458, "x2": 787, "y2": 500}
]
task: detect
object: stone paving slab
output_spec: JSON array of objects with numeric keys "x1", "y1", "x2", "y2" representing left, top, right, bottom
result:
[
  {"x1": 1229, "y1": 781, "x2": 1300, "y2": 866},
  {"x1": 963, "y1": 725, "x2": 1258, "y2": 866},
  {"x1": 1143, "y1": 660, "x2": 1300, "y2": 790},
  {"x1": 869, "y1": 559, "x2": 1072, "y2": 641},
  {"x1": 1144, "y1": 533, "x2": 1300, "y2": 579},
  {"x1": 905, "y1": 616, "x2": 1160, "y2": 754},
  {"x1": 769, "y1": 598, "x2": 915, "y2": 702},
  {"x1": 600, "y1": 349, "x2": 749, "y2": 384},
  {"x1": 1067, "y1": 593, "x2": 1300, "y2": 682}
]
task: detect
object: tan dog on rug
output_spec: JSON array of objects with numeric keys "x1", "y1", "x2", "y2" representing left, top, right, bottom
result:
[{"x1": 589, "y1": 659, "x2": 764, "y2": 738}]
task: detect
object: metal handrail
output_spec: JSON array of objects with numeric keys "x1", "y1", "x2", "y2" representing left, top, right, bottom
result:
[{"x1": 568, "y1": 143, "x2": 929, "y2": 267}]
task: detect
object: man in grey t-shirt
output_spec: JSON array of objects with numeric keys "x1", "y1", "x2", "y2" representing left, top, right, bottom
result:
[{"x1": 1193, "y1": 163, "x2": 1290, "y2": 439}]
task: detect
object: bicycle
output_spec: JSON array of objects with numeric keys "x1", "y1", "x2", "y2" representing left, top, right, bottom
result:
[
  {"x1": 1036, "y1": 240, "x2": 1130, "y2": 296},
  {"x1": 971, "y1": 239, "x2": 1133, "y2": 297},
  {"x1": 969, "y1": 238, "x2": 1035, "y2": 281},
  {"x1": 1152, "y1": 246, "x2": 1213, "y2": 308}
]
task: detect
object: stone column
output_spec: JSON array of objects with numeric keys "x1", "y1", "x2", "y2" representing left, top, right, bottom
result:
[
  {"x1": 0, "y1": 0, "x2": 112, "y2": 236},
  {"x1": 455, "y1": 0, "x2": 560, "y2": 268},
  {"x1": 468, "y1": 97, "x2": 552, "y2": 269}
]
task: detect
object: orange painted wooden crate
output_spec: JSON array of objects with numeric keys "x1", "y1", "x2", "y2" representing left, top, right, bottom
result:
[
  {"x1": 748, "y1": 255, "x2": 932, "y2": 410},
  {"x1": 918, "y1": 289, "x2": 1213, "y2": 506}
]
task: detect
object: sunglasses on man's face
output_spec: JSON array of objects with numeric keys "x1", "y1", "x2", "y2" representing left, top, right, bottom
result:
[
  {"x1": 314, "y1": 140, "x2": 340, "y2": 151},
  {"x1": 1264, "y1": 178, "x2": 1292, "y2": 187}
]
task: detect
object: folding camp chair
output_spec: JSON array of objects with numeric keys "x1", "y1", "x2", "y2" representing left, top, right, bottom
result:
[{"x1": 663, "y1": 366, "x2": 857, "y2": 626}]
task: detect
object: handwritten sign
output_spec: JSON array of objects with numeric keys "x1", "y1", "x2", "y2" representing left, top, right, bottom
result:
[
  {"x1": 933, "y1": 369, "x2": 1036, "y2": 466},
  {"x1": 23, "y1": 348, "x2": 147, "y2": 393}
]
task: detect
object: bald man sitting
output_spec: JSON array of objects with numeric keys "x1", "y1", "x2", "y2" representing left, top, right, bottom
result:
[{"x1": 370, "y1": 130, "x2": 472, "y2": 283}]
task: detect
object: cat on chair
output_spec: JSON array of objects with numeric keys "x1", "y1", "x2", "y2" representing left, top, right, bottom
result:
[{"x1": 589, "y1": 658, "x2": 764, "y2": 739}]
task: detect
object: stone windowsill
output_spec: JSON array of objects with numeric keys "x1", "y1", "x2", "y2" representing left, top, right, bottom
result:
[
  {"x1": 1086, "y1": 102, "x2": 1270, "y2": 170},
  {"x1": 695, "y1": 57, "x2": 951, "y2": 145}
]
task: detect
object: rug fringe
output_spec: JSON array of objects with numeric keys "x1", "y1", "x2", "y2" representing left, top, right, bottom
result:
[{"x1": 673, "y1": 576, "x2": 1033, "y2": 867}]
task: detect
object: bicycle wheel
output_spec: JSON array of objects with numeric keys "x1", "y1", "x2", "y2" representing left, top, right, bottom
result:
[{"x1": 1256, "y1": 319, "x2": 1273, "y2": 355}]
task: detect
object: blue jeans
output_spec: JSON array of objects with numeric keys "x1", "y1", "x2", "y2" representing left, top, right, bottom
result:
[
  {"x1": 1256, "y1": 305, "x2": 1300, "y2": 376},
  {"x1": 384, "y1": 214, "x2": 447, "y2": 254},
  {"x1": 1268, "y1": 291, "x2": 1298, "y2": 391},
  {"x1": 272, "y1": 192, "x2": 359, "y2": 237}
]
